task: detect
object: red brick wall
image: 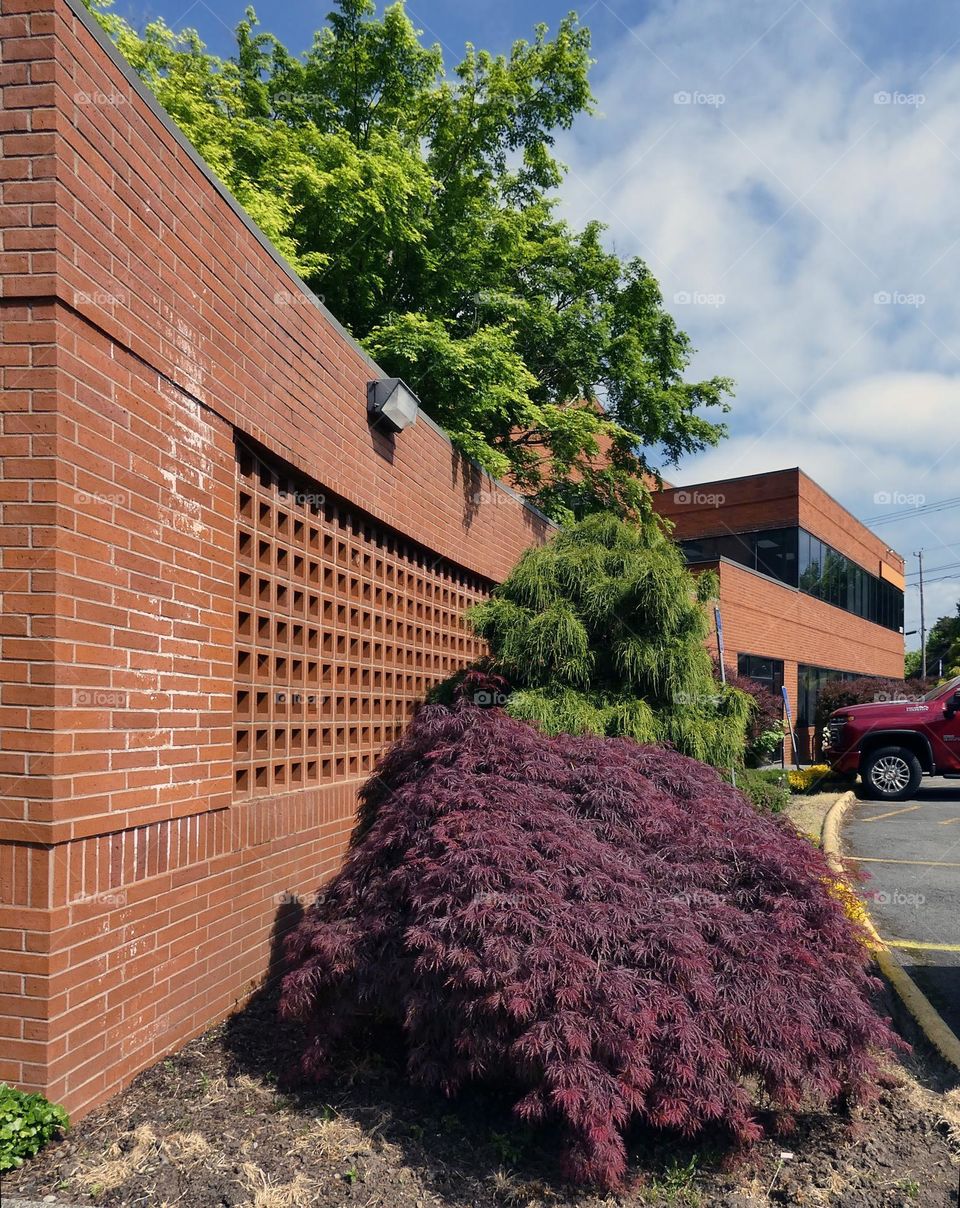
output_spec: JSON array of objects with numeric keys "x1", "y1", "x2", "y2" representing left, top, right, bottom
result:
[
  {"x1": 796, "y1": 471, "x2": 904, "y2": 586},
  {"x1": 654, "y1": 468, "x2": 906, "y2": 746},
  {"x1": 0, "y1": 0, "x2": 552, "y2": 1118},
  {"x1": 654, "y1": 467, "x2": 800, "y2": 539},
  {"x1": 653, "y1": 468, "x2": 905, "y2": 585},
  {"x1": 704, "y1": 559, "x2": 905, "y2": 757},
  {"x1": 713, "y1": 558, "x2": 904, "y2": 684}
]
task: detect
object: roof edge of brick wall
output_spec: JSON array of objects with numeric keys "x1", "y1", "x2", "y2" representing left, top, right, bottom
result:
[
  {"x1": 64, "y1": 0, "x2": 556, "y2": 534},
  {"x1": 664, "y1": 466, "x2": 904, "y2": 568},
  {"x1": 795, "y1": 468, "x2": 903, "y2": 568}
]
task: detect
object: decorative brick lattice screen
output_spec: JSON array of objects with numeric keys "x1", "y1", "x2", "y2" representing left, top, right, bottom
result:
[
  {"x1": 234, "y1": 441, "x2": 489, "y2": 797},
  {"x1": 0, "y1": 0, "x2": 555, "y2": 1120}
]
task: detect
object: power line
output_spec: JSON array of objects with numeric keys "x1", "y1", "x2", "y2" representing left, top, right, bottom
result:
[
  {"x1": 906, "y1": 557, "x2": 960, "y2": 580},
  {"x1": 867, "y1": 495, "x2": 960, "y2": 525},
  {"x1": 913, "y1": 571, "x2": 960, "y2": 587}
]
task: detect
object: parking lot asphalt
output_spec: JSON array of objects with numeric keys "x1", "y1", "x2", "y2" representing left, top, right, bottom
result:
[{"x1": 844, "y1": 777, "x2": 960, "y2": 1041}]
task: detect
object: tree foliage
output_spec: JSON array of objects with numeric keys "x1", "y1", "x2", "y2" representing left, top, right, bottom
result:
[
  {"x1": 466, "y1": 513, "x2": 751, "y2": 766},
  {"x1": 717, "y1": 663, "x2": 785, "y2": 767},
  {"x1": 84, "y1": 0, "x2": 732, "y2": 519},
  {"x1": 907, "y1": 605, "x2": 960, "y2": 680},
  {"x1": 280, "y1": 700, "x2": 899, "y2": 1188},
  {"x1": 904, "y1": 648, "x2": 923, "y2": 679}
]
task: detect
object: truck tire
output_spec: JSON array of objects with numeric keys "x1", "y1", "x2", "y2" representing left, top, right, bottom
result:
[{"x1": 861, "y1": 745, "x2": 923, "y2": 801}]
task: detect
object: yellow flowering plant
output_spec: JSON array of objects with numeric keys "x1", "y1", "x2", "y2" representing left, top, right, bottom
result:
[{"x1": 788, "y1": 764, "x2": 833, "y2": 794}]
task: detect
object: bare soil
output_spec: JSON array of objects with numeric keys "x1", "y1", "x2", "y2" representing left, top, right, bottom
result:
[
  {"x1": 6, "y1": 982, "x2": 960, "y2": 1208},
  {"x1": 783, "y1": 791, "x2": 843, "y2": 845}
]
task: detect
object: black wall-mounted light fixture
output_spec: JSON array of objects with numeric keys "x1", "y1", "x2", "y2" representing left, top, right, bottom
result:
[{"x1": 367, "y1": 377, "x2": 420, "y2": 433}]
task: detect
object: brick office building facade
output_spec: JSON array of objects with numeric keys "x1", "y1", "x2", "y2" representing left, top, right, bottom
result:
[
  {"x1": 0, "y1": 0, "x2": 552, "y2": 1119},
  {"x1": 0, "y1": 0, "x2": 907, "y2": 1123},
  {"x1": 653, "y1": 469, "x2": 906, "y2": 759}
]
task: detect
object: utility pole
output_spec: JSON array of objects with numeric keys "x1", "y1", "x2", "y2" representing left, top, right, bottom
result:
[{"x1": 915, "y1": 550, "x2": 927, "y2": 679}]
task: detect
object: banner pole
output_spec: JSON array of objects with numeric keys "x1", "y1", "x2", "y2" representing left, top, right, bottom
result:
[{"x1": 781, "y1": 685, "x2": 800, "y2": 770}]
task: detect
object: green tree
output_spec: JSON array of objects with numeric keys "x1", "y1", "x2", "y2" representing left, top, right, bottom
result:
[
  {"x1": 467, "y1": 514, "x2": 752, "y2": 767},
  {"x1": 928, "y1": 606, "x2": 960, "y2": 677},
  {"x1": 85, "y1": 0, "x2": 732, "y2": 520},
  {"x1": 907, "y1": 605, "x2": 960, "y2": 679}
]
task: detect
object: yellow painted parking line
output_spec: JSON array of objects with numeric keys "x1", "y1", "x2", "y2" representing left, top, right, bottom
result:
[
  {"x1": 883, "y1": 939, "x2": 960, "y2": 954},
  {"x1": 938, "y1": 816, "x2": 960, "y2": 826},
  {"x1": 855, "y1": 856, "x2": 960, "y2": 868},
  {"x1": 860, "y1": 805, "x2": 923, "y2": 822}
]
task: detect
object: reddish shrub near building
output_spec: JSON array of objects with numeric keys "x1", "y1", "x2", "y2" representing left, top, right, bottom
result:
[
  {"x1": 280, "y1": 701, "x2": 899, "y2": 1188},
  {"x1": 714, "y1": 661, "x2": 784, "y2": 764},
  {"x1": 815, "y1": 677, "x2": 938, "y2": 729}
]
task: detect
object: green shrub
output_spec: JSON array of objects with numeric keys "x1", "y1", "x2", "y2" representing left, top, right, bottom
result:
[
  {"x1": 734, "y1": 767, "x2": 791, "y2": 813},
  {"x1": 0, "y1": 1085, "x2": 69, "y2": 1171},
  {"x1": 468, "y1": 515, "x2": 752, "y2": 768}
]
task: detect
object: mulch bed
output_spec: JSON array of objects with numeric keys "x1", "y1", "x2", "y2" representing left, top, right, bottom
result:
[{"x1": 5, "y1": 984, "x2": 960, "y2": 1208}]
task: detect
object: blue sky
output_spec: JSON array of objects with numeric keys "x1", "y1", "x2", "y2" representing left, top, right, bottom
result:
[
  {"x1": 110, "y1": 0, "x2": 960, "y2": 76},
  {"x1": 112, "y1": 0, "x2": 663, "y2": 61},
  {"x1": 111, "y1": 0, "x2": 960, "y2": 645}
]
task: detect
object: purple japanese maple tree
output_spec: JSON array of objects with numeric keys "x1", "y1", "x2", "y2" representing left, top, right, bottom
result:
[{"x1": 279, "y1": 699, "x2": 899, "y2": 1188}]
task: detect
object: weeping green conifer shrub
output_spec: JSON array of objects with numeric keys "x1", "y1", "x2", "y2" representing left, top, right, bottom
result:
[{"x1": 469, "y1": 514, "x2": 752, "y2": 767}]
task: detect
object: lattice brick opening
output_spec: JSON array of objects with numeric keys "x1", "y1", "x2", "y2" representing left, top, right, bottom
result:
[{"x1": 234, "y1": 439, "x2": 489, "y2": 797}]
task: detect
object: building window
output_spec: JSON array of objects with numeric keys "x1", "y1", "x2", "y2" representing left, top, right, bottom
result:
[
  {"x1": 795, "y1": 664, "x2": 877, "y2": 728},
  {"x1": 681, "y1": 526, "x2": 903, "y2": 633},
  {"x1": 755, "y1": 529, "x2": 798, "y2": 584},
  {"x1": 737, "y1": 653, "x2": 785, "y2": 695},
  {"x1": 737, "y1": 654, "x2": 785, "y2": 761},
  {"x1": 679, "y1": 528, "x2": 798, "y2": 584}
]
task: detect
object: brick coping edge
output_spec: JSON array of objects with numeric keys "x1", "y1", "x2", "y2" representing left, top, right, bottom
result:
[{"x1": 59, "y1": 0, "x2": 556, "y2": 534}]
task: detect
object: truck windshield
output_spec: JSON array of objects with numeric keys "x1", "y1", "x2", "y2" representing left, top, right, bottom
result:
[{"x1": 922, "y1": 674, "x2": 960, "y2": 702}]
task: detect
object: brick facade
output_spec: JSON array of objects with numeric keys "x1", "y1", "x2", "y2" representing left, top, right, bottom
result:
[
  {"x1": 710, "y1": 557, "x2": 904, "y2": 721},
  {"x1": 0, "y1": 0, "x2": 551, "y2": 1118},
  {"x1": 0, "y1": 0, "x2": 906, "y2": 1122},
  {"x1": 654, "y1": 467, "x2": 905, "y2": 587},
  {"x1": 654, "y1": 469, "x2": 905, "y2": 758}
]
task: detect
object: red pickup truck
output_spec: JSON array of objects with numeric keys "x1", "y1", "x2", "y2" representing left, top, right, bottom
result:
[{"x1": 825, "y1": 674, "x2": 960, "y2": 800}]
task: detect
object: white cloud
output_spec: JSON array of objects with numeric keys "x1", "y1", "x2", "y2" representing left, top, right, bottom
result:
[{"x1": 557, "y1": 0, "x2": 960, "y2": 643}]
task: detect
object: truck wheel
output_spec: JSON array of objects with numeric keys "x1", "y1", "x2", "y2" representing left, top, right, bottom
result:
[{"x1": 861, "y1": 746, "x2": 922, "y2": 801}]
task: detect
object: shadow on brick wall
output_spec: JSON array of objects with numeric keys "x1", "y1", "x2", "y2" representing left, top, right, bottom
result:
[
  {"x1": 368, "y1": 422, "x2": 396, "y2": 465},
  {"x1": 222, "y1": 896, "x2": 306, "y2": 1086},
  {"x1": 450, "y1": 447, "x2": 552, "y2": 541}
]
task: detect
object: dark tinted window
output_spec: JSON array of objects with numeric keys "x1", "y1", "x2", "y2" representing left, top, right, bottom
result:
[
  {"x1": 680, "y1": 527, "x2": 797, "y2": 582},
  {"x1": 796, "y1": 664, "x2": 877, "y2": 727},
  {"x1": 737, "y1": 653, "x2": 785, "y2": 694},
  {"x1": 756, "y1": 528, "x2": 798, "y2": 584},
  {"x1": 679, "y1": 526, "x2": 903, "y2": 632}
]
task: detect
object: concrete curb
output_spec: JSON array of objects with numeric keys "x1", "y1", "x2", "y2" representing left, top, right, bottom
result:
[{"x1": 822, "y1": 789, "x2": 960, "y2": 1073}]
